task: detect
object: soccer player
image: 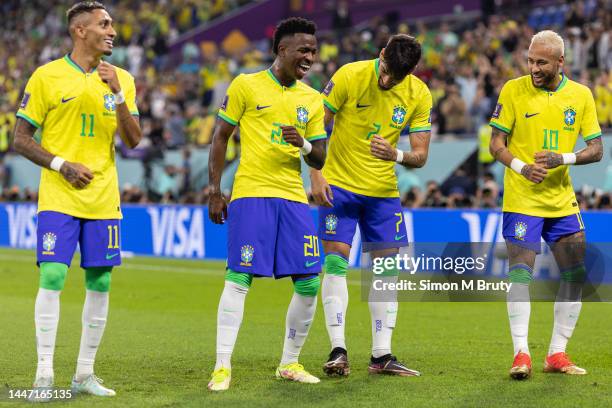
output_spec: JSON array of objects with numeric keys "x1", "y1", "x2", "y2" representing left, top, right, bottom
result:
[
  {"x1": 489, "y1": 30, "x2": 603, "y2": 380},
  {"x1": 12, "y1": 1, "x2": 141, "y2": 400},
  {"x1": 207, "y1": 18, "x2": 327, "y2": 391},
  {"x1": 310, "y1": 34, "x2": 432, "y2": 376}
]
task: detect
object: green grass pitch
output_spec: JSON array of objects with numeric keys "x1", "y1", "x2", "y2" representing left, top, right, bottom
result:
[{"x1": 0, "y1": 247, "x2": 610, "y2": 407}]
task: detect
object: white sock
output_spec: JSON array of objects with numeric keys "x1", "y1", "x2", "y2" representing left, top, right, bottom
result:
[
  {"x1": 215, "y1": 281, "x2": 248, "y2": 370},
  {"x1": 35, "y1": 288, "x2": 61, "y2": 379},
  {"x1": 280, "y1": 293, "x2": 317, "y2": 366},
  {"x1": 507, "y1": 282, "x2": 530, "y2": 356},
  {"x1": 549, "y1": 282, "x2": 582, "y2": 355},
  {"x1": 76, "y1": 290, "x2": 109, "y2": 381},
  {"x1": 322, "y1": 273, "x2": 348, "y2": 350},
  {"x1": 369, "y1": 275, "x2": 398, "y2": 358}
]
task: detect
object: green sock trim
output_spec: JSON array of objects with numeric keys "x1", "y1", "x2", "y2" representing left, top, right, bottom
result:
[
  {"x1": 294, "y1": 276, "x2": 320, "y2": 297},
  {"x1": 560, "y1": 265, "x2": 586, "y2": 283},
  {"x1": 85, "y1": 267, "x2": 113, "y2": 292},
  {"x1": 225, "y1": 269, "x2": 253, "y2": 288},
  {"x1": 39, "y1": 262, "x2": 68, "y2": 291},
  {"x1": 508, "y1": 267, "x2": 533, "y2": 284},
  {"x1": 324, "y1": 254, "x2": 348, "y2": 277}
]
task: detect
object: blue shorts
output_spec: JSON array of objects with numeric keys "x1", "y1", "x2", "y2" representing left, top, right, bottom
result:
[
  {"x1": 502, "y1": 212, "x2": 584, "y2": 253},
  {"x1": 227, "y1": 198, "x2": 321, "y2": 278},
  {"x1": 37, "y1": 211, "x2": 121, "y2": 268},
  {"x1": 318, "y1": 185, "x2": 408, "y2": 251}
]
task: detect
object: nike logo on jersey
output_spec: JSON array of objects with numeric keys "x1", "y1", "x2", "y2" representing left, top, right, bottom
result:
[
  {"x1": 105, "y1": 253, "x2": 119, "y2": 260},
  {"x1": 305, "y1": 260, "x2": 319, "y2": 267},
  {"x1": 524, "y1": 112, "x2": 539, "y2": 118},
  {"x1": 394, "y1": 234, "x2": 406, "y2": 241},
  {"x1": 356, "y1": 102, "x2": 371, "y2": 108},
  {"x1": 256, "y1": 104, "x2": 271, "y2": 110},
  {"x1": 61, "y1": 96, "x2": 77, "y2": 103}
]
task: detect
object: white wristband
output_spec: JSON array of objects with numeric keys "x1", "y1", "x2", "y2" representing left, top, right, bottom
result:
[
  {"x1": 300, "y1": 139, "x2": 313, "y2": 155},
  {"x1": 395, "y1": 149, "x2": 404, "y2": 163},
  {"x1": 562, "y1": 152, "x2": 576, "y2": 165},
  {"x1": 114, "y1": 90, "x2": 125, "y2": 105},
  {"x1": 510, "y1": 158, "x2": 526, "y2": 174},
  {"x1": 50, "y1": 156, "x2": 65, "y2": 172}
]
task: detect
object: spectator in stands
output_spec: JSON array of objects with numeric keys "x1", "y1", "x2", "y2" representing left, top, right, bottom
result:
[{"x1": 439, "y1": 83, "x2": 468, "y2": 135}]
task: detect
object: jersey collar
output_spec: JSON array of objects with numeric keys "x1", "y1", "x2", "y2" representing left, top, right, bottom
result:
[
  {"x1": 374, "y1": 58, "x2": 380, "y2": 79},
  {"x1": 266, "y1": 69, "x2": 296, "y2": 89},
  {"x1": 64, "y1": 54, "x2": 98, "y2": 74},
  {"x1": 535, "y1": 73, "x2": 567, "y2": 93}
]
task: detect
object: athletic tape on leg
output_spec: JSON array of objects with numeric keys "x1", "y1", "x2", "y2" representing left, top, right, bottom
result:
[{"x1": 39, "y1": 262, "x2": 68, "y2": 291}]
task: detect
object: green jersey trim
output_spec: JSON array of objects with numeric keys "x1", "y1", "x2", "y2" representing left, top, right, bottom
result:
[
  {"x1": 375, "y1": 58, "x2": 380, "y2": 80},
  {"x1": 323, "y1": 100, "x2": 338, "y2": 113},
  {"x1": 218, "y1": 111, "x2": 238, "y2": 126},
  {"x1": 583, "y1": 132, "x2": 602, "y2": 142},
  {"x1": 306, "y1": 134, "x2": 327, "y2": 142},
  {"x1": 409, "y1": 126, "x2": 431, "y2": 133},
  {"x1": 64, "y1": 54, "x2": 97, "y2": 74},
  {"x1": 266, "y1": 69, "x2": 296, "y2": 88},
  {"x1": 489, "y1": 122, "x2": 511, "y2": 134},
  {"x1": 16, "y1": 112, "x2": 41, "y2": 128}
]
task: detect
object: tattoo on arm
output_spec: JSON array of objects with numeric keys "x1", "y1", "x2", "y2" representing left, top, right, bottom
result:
[
  {"x1": 12, "y1": 118, "x2": 54, "y2": 168},
  {"x1": 401, "y1": 131, "x2": 430, "y2": 168},
  {"x1": 575, "y1": 137, "x2": 603, "y2": 165}
]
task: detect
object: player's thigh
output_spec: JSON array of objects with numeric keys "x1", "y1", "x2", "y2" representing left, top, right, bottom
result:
[
  {"x1": 502, "y1": 212, "x2": 544, "y2": 265},
  {"x1": 80, "y1": 218, "x2": 121, "y2": 268},
  {"x1": 227, "y1": 198, "x2": 277, "y2": 277},
  {"x1": 276, "y1": 199, "x2": 321, "y2": 277},
  {"x1": 322, "y1": 240, "x2": 351, "y2": 259},
  {"x1": 37, "y1": 211, "x2": 80, "y2": 267},
  {"x1": 318, "y1": 185, "x2": 360, "y2": 247},
  {"x1": 359, "y1": 195, "x2": 408, "y2": 252},
  {"x1": 544, "y1": 214, "x2": 586, "y2": 268}
]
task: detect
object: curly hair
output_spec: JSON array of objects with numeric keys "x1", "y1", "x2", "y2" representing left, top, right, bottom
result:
[
  {"x1": 384, "y1": 34, "x2": 422, "y2": 80},
  {"x1": 272, "y1": 17, "x2": 317, "y2": 55}
]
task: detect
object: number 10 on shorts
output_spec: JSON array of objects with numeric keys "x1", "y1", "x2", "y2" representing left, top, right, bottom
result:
[
  {"x1": 303, "y1": 235, "x2": 319, "y2": 257},
  {"x1": 107, "y1": 225, "x2": 119, "y2": 249}
]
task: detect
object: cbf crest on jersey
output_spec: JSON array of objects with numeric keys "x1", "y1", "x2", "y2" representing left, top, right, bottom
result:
[
  {"x1": 391, "y1": 105, "x2": 407, "y2": 129},
  {"x1": 240, "y1": 244, "x2": 254, "y2": 266},
  {"x1": 325, "y1": 214, "x2": 338, "y2": 235},
  {"x1": 296, "y1": 106, "x2": 309, "y2": 124},
  {"x1": 514, "y1": 222, "x2": 527, "y2": 241},
  {"x1": 103, "y1": 93, "x2": 116, "y2": 112},
  {"x1": 42, "y1": 232, "x2": 57, "y2": 255},
  {"x1": 564, "y1": 107, "x2": 576, "y2": 126}
]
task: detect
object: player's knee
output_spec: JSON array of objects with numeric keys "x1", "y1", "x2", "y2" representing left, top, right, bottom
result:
[
  {"x1": 293, "y1": 275, "x2": 320, "y2": 297},
  {"x1": 39, "y1": 262, "x2": 68, "y2": 291},
  {"x1": 225, "y1": 269, "x2": 253, "y2": 289},
  {"x1": 560, "y1": 264, "x2": 586, "y2": 283},
  {"x1": 324, "y1": 253, "x2": 348, "y2": 277},
  {"x1": 508, "y1": 263, "x2": 533, "y2": 284},
  {"x1": 85, "y1": 267, "x2": 112, "y2": 292}
]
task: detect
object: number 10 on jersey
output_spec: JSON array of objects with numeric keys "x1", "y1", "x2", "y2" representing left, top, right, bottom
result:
[{"x1": 542, "y1": 128, "x2": 559, "y2": 151}]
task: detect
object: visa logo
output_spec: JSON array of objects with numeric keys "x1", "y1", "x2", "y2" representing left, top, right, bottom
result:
[
  {"x1": 147, "y1": 207, "x2": 205, "y2": 258},
  {"x1": 6, "y1": 204, "x2": 37, "y2": 249}
]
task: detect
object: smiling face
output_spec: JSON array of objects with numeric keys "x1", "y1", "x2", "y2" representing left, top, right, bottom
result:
[
  {"x1": 277, "y1": 33, "x2": 317, "y2": 81},
  {"x1": 72, "y1": 8, "x2": 116, "y2": 56},
  {"x1": 527, "y1": 41, "x2": 563, "y2": 90}
]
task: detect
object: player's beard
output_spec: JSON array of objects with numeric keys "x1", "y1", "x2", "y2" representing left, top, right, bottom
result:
[{"x1": 531, "y1": 66, "x2": 559, "y2": 90}]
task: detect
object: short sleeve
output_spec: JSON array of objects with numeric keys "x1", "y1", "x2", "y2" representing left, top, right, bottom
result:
[
  {"x1": 580, "y1": 88, "x2": 602, "y2": 141},
  {"x1": 408, "y1": 85, "x2": 433, "y2": 133},
  {"x1": 218, "y1": 74, "x2": 246, "y2": 126},
  {"x1": 322, "y1": 65, "x2": 349, "y2": 114},
  {"x1": 16, "y1": 69, "x2": 48, "y2": 128},
  {"x1": 489, "y1": 81, "x2": 515, "y2": 134},
  {"x1": 305, "y1": 98, "x2": 327, "y2": 142},
  {"x1": 125, "y1": 74, "x2": 139, "y2": 116}
]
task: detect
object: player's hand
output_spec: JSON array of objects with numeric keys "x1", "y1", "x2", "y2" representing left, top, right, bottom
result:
[
  {"x1": 370, "y1": 135, "x2": 396, "y2": 161},
  {"x1": 310, "y1": 171, "x2": 333, "y2": 207},
  {"x1": 209, "y1": 192, "x2": 228, "y2": 224},
  {"x1": 60, "y1": 161, "x2": 94, "y2": 189},
  {"x1": 97, "y1": 61, "x2": 121, "y2": 94},
  {"x1": 520, "y1": 164, "x2": 547, "y2": 183},
  {"x1": 281, "y1": 126, "x2": 304, "y2": 148},
  {"x1": 534, "y1": 151, "x2": 563, "y2": 169}
]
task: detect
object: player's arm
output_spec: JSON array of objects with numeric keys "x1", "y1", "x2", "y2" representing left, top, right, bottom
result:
[
  {"x1": 309, "y1": 106, "x2": 335, "y2": 207},
  {"x1": 489, "y1": 127, "x2": 547, "y2": 183},
  {"x1": 208, "y1": 119, "x2": 234, "y2": 224},
  {"x1": 534, "y1": 137, "x2": 603, "y2": 168},
  {"x1": 98, "y1": 61, "x2": 142, "y2": 148},
  {"x1": 12, "y1": 119, "x2": 94, "y2": 188},
  {"x1": 370, "y1": 131, "x2": 431, "y2": 168}
]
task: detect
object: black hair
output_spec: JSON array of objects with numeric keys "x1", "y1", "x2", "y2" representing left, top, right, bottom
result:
[
  {"x1": 383, "y1": 34, "x2": 422, "y2": 80},
  {"x1": 272, "y1": 17, "x2": 317, "y2": 54},
  {"x1": 66, "y1": 1, "x2": 106, "y2": 25}
]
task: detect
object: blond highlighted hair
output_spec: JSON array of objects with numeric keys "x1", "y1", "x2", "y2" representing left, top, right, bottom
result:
[{"x1": 530, "y1": 30, "x2": 565, "y2": 57}]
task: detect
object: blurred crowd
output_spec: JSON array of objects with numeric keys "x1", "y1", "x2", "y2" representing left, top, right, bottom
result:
[{"x1": 0, "y1": 0, "x2": 610, "y2": 208}]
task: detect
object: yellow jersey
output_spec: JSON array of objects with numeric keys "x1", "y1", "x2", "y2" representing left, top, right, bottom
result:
[
  {"x1": 218, "y1": 69, "x2": 326, "y2": 204},
  {"x1": 490, "y1": 74, "x2": 601, "y2": 217},
  {"x1": 322, "y1": 59, "x2": 432, "y2": 198},
  {"x1": 17, "y1": 54, "x2": 138, "y2": 219}
]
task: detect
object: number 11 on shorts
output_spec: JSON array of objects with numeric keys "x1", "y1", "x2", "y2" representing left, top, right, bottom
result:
[{"x1": 107, "y1": 225, "x2": 119, "y2": 249}]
